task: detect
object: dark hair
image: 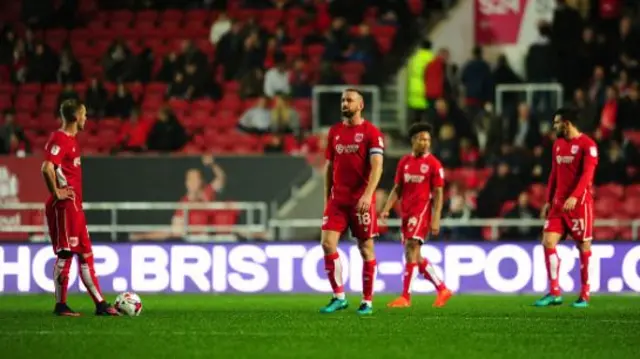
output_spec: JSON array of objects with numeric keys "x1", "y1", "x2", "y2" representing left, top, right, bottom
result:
[
  {"x1": 60, "y1": 99, "x2": 83, "y2": 122},
  {"x1": 344, "y1": 88, "x2": 364, "y2": 98},
  {"x1": 408, "y1": 122, "x2": 433, "y2": 139},
  {"x1": 553, "y1": 107, "x2": 579, "y2": 126}
]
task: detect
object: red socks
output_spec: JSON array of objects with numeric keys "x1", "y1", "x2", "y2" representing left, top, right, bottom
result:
[
  {"x1": 362, "y1": 259, "x2": 376, "y2": 303},
  {"x1": 401, "y1": 262, "x2": 418, "y2": 300},
  {"x1": 78, "y1": 255, "x2": 104, "y2": 304},
  {"x1": 580, "y1": 250, "x2": 591, "y2": 297},
  {"x1": 324, "y1": 252, "x2": 345, "y2": 299},
  {"x1": 544, "y1": 247, "x2": 561, "y2": 295},
  {"x1": 419, "y1": 258, "x2": 446, "y2": 292},
  {"x1": 53, "y1": 257, "x2": 72, "y2": 304}
]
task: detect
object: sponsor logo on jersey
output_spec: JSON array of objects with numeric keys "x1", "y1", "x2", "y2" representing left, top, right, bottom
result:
[
  {"x1": 408, "y1": 216, "x2": 418, "y2": 227},
  {"x1": 335, "y1": 144, "x2": 360, "y2": 154},
  {"x1": 404, "y1": 174, "x2": 425, "y2": 183},
  {"x1": 354, "y1": 133, "x2": 363, "y2": 143},
  {"x1": 556, "y1": 155, "x2": 574, "y2": 164}
]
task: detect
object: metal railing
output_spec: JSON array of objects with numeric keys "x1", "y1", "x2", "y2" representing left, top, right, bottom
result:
[
  {"x1": 0, "y1": 202, "x2": 268, "y2": 241},
  {"x1": 270, "y1": 218, "x2": 640, "y2": 241},
  {"x1": 495, "y1": 83, "x2": 564, "y2": 116}
]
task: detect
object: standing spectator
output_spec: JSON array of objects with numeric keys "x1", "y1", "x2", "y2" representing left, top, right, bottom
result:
[
  {"x1": 216, "y1": 20, "x2": 244, "y2": 80},
  {"x1": 106, "y1": 82, "x2": 135, "y2": 118},
  {"x1": 587, "y1": 65, "x2": 606, "y2": 109},
  {"x1": 550, "y1": 0, "x2": 583, "y2": 97},
  {"x1": 425, "y1": 48, "x2": 449, "y2": 103},
  {"x1": 209, "y1": 12, "x2": 232, "y2": 45},
  {"x1": 146, "y1": 107, "x2": 187, "y2": 152},
  {"x1": 84, "y1": 76, "x2": 108, "y2": 118},
  {"x1": 236, "y1": 31, "x2": 264, "y2": 78},
  {"x1": 492, "y1": 54, "x2": 522, "y2": 114},
  {"x1": 461, "y1": 46, "x2": 493, "y2": 117},
  {"x1": 264, "y1": 52, "x2": 290, "y2": 97}
]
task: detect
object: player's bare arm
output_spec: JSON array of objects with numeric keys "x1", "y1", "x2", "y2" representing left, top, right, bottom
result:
[
  {"x1": 357, "y1": 154, "x2": 383, "y2": 214},
  {"x1": 41, "y1": 160, "x2": 74, "y2": 200},
  {"x1": 323, "y1": 160, "x2": 333, "y2": 207},
  {"x1": 431, "y1": 187, "x2": 444, "y2": 236},
  {"x1": 380, "y1": 183, "x2": 401, "y2": 221}
]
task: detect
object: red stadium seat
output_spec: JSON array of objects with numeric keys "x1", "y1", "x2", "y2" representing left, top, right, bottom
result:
[
  {"x1": 160, "y1": 9, "x2": 184, "y2": 22},
  {"x1": 45, "y1": 28, "x2": 68, "y2": 42},
  {"x1": 184, "y1": 10, "x2": 209, "y2": 23},
  {"x1": 136, "y1": 10, "x2": 159, "y2": 22},
  {"x1": 0, "y1": 83, "x2": 15, "y2": 94},
  {"x1": 18, "y1": 83, "x2": 42, "y2": 94},
  {"x1": 14, "y1": 94, "x2": 38, "y2": 112},
  {"x1": 593, "y1": 227, "x2": 617, "y2": 241},
  {"x1": 306, "y1": 44, "x2": 325, "y2": 58},
  {"x1": 594, "y1": 197, "x2": 619, "y2": 218},
  {"x1": 40, "y1": 94, "x2": 58, "y2": 112},
  {"x1": 596, "y1": 183, "x2": 624, "y2": 199},
  {"x1": 0, "y1": 97, "x2": 13, "y2": 112},
  {"x1": 626, "y1": 184, "x2": 640, "y2": 197},
  {"x1": 110, "y1": 10, "x2": 134, "y2": 22}
]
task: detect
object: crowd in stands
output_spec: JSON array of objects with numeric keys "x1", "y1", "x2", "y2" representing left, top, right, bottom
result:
[
  {"x1": 1, "y1": 0, "x2": 429, "y2": 155},
  {"x1": 403, "y1": 0, "x2": 639, "y2": 240}
]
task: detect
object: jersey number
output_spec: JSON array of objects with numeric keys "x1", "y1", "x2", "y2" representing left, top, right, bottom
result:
[
  {"x1": 356, "y1": 213, "x2": 371, "y2": 226},
  {"x1": 571, "y1": 219, "x2": 585, "y2": 231}
]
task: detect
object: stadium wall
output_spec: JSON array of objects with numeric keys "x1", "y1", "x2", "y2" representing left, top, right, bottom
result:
[{"x1": 1, "y1": 242, "x2": 639, "y2": 295}]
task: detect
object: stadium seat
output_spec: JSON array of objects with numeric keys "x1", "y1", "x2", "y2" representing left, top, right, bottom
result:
[
  {"x1": 626, "y1": 184, "x2": 640, "y2": 197},
  {"x1": 597, "y1": 183, "x2": 624, "y2": 199},
  {"x1": 185, "y1": 9, "x2": 209, "y2": 23},
  {"x1": 160, "y1": 9, "x2": 184, "y2": 22},
  {"x1": 136, "y1": 10, "x2": 159, "y2": 22}
]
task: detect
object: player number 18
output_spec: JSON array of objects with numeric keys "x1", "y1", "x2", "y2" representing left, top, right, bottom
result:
[
  {"x1": 571, "y1": 219, "x2": 585, "y2": 231},
  {"x1": 356, "y1": 213, "x2": 371, "y2": 225}
]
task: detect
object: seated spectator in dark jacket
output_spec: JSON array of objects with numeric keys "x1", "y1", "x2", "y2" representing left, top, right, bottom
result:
[
  {"x1": 146, "y1": 107, "x2": 187, "y2": 152},
  {"x1": 290, "y1": 58, "x2": 312, "y2": 98},
  {"x1": 502, "y1": 192, "x2": 539, "y2": 240},
  {"x1": 57, "y1": 48, "x2": 82, "y2": 83},
  {"x1": 167, "y1": 72, "x2": 189, "y2": 99},
  {"x1": 106, "y1": 83, "x2": 135, "y2": 118},
  {"x1": 619, "y1": 83, "x2": 640, "y2": 130},
  {"x1": 596, "y1": 140, "x2": 628, "y2": 184},
  {"x1": 84, "y1": 76, "x2": 108, "y2": 118},
  {"x1": 26, "y1": 41, "x2": 58, "y2": 83},
  {"x1": 103, "y1": 39, "x2": 131, "y2": 82},
  {"x1": 349, "y1": 23, "x2": 380, "y2": 65},
  {"x1": 56, "y1": 83, "x2": 80, "y2": 113},
  {"x1": 476, "y1": 162, "x2": 523, "y2": 218},
  {"x1": 156, "y1": 52, "x2": 180, "y2": 83},
  {"x1": 239, "y1": 68, "x2": 264, "y2": 99},
  {"x1": 434, "y1": 123, "x2": 460, "y2": 168},
  {"x1": 510, "y1": 102, "x2": 542, "y2": 149},
  {"x1": 124, "y1": 47, "x2": 153, "y2": 83}
]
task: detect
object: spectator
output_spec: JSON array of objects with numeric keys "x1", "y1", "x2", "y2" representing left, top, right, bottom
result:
[
  {"x1": 167, "y1": 72, "x2": 189, "y2": 99},
  {"x1": 434, "y1": 123, "x2": 460, "y2": 168},
  {"x1": 427, "y1": 98, "x2": 473, "y2": 142},
  {"x1": 125, "y1": 47, "x2": 154, "y2": 83},
  {"x1": 106, "y1": 82, "x2": 135, "y2": 118},
  {"x1": 459, "y1": 138, "x2": 480, "y2": 168},
  {"x1": 115, "y1": 108, "x2": 152, "y2": 153},
  {"x1": 264, "y1": 52, "x2": 290, "y2": 97},
  {"x1": 156, "y1": 52, "x2": 180, "y2": 83},
  {"x1": 177, "y1": 40, "x2": 208, "y2": 69},
  {"x1": 502, "y1": 192, "x2": 539, "y2": 240},
  {"x1": 263, "y1": 37, "x2": 279, "y2": 69},
  {"x1": 183, "y1": 62, "x2": 208, "y2": 100},
  {"x1": 0, "y1": 27, "x2": 16, "y2": 65},
  {"x1": 26, "y1": 41, "x2": 58, "y2": 83},
  {"x1": 577, "y1": 26, "x2": 599, "y2": 87},
  {"x1": 56, "y1": 83, "x2": 80, "y2": 112},
  {"x1": 615, "y1": 16, "x2": 640, "y2": 79},
  {"x1": 572, "y1": 88, "x2": 598, "y2": 133},
  {"x1": 492, "y1": 54, "x2": 522, "y2": 113},
  {"x1": 237, "y1": 96, "x2": 271, "y2": 134},
  {"x1": 317, "y1": 61, "x2": 344, "y2": 85},
  {"x1": 526, "y1": 23, "x2": 554, "y2": 84},
  {"x1": 616, "y1": 70, "x2": 631, "y2": 98},
  {"x1": 619, "y1": 82, "x2": 640, "y2": 130},
  {"x1": 239, "y1": 68, "x2": 265, "y2": 99},
  {"x1": 350, "y1": 23, "x2": 380, "y2": 65},
  {"x1": 529, "y1": 145, "x2": 550, "y2": 184},
  {"x1": 216, "y1": 20, "x2": 245, "y2": 80},
  {"x1": 273, "y1": 23, "x2": 291, "y2": 47},
  {"x1": 84, "y1": 76, "x2": 108, "y2": 118},
  {"x1": 443, "y1": 182, "x2": 477, "y2": 240},
  {"x1": 56, "y1": 48, "x2": 82, "y2": 83},
  {"x1": 102, "y1": 39, "x2": 131, "y2": 82},
  {"x1": 0, "y1": 110, "x2": 30, "y2": 156},
  {"x1": 509, "y1": 102, "x2": 541, "y2": 150},
  {"x1": 425, "y1": 48, "x2": 449, "y2": 103},
  {"x1": 588, "y1": 65, "x2": 606, "y2": 109},
  {"x1": 461, "y1": 46, "x2": 493, "y2": 115},
  {"x1": 237, "y1": 31, "x2": 264, "y2": 78},
  {"x1": 270, "y1": 94, "x2": 300, "y2": 135},
  {"x1": 146, "y1": 107, "x2": 187, "y2": 152},
  {"x1": 476, "y1": 162, "x2": 523, "y2": 218},
  {"x1": 550, "y1": 0, "x2": 583, "y2": 97},
  {"x1": 12, "y1": 41, "x2": 27, "y2": 83},
  {"x1": 596, "y1": 140, "x2": 627, "y2": 184},
  {"x1": 209, "y1": 12, "x2": 232, "y2": 45},
  {"x1": 289, "y1": 58, "x2": 312, "y2": 98},
  {"x1": 598, "y1": 86, "x2": 619, "y2": 139}
]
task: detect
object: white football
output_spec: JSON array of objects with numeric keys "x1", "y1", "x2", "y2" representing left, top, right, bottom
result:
[{"x1": 114, "y1": 292, "x2": 143, "y2": 316}]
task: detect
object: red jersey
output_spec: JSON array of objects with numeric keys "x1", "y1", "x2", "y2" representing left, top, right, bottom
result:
[
  {"x1": 546, "y1": 134, "x2": 599, "y2": 207},
  {"x1": 44, "y1": 130, "x2": 83, "y2": 207},
  {"x1": 325, "y1": 120, "x2": 384, "y2": 205},
  {"x1": 395, "y1": 153, "x2": 444, "y2": 215}
]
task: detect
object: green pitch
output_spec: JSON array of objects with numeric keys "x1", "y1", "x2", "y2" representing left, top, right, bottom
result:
[{"x1": 0, "y1": 294, "x2": 638, "y2": 359}]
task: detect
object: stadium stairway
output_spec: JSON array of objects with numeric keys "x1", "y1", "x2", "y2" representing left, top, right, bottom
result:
[{"x1": 273, "y1": 172, "x2": 325, "y2": 241}]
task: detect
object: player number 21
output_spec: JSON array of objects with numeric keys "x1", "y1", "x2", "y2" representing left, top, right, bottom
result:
[
  {"x1": 356, "y1": 213, "x2": 371, "y2": 225},
  {"x1": 571, "y1": 219, "x2": 585, "y2": 231}
]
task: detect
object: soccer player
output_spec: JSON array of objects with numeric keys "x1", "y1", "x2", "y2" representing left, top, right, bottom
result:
[
  {"x1": 380, "y1": 122, "x2": 452, "y2": 308},
  {"x1": 320, "y1": 88, "x2": 384, "y2": 315},
  {"x1": 535, "y1": 108, "x2": 598, "y2": 308},
  {"x1": 42, "y1": 99, "x2": 119, "y2": 316}
]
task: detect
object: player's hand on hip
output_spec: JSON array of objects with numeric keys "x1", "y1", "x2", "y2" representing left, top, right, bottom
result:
[
  {"x1": 562, "y1": 197, "x2": 577, "y2": 212},
  {"x1": 431, "y1": 218, "x2": 440, "y2": 236},
  {"x1": 55, "y1": 187, "x2": 75, "y2": 201},
  {"x1": 357, "y1": 195, "x2": 372, "y2": 214},
  {"x1": 540, "y1": 203, "x2": 551, "y2": 219}
]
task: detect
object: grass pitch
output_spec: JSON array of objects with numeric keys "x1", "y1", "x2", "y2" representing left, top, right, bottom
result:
[{"x1": 0, "y1": 294, "x2": 638, "y2": 359}]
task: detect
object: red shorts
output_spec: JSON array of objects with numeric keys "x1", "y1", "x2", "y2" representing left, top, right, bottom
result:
[
  {"x1": 321, "y1": 200, "x2": 378, "y2": 241},
  {"x1": 45, "y1": 199, "x2": 92, "y2": 254},
  {"x1": 543, "y1": 201, "x2": 594, "y2": 242},
  {"x1": 401, "y1": 209, "x2": 432, "y2": 244}
]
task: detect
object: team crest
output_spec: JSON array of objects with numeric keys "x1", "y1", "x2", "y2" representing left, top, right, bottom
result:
[
  {"x1": 420, "y1": 164, "x2": 429, "y2": 173},
  {"x1": 408, "y1": 216, "x2": 418, "y2": 227},
  {"x1": 354, "y1": 133, "x2": 364, "y2": 143},
  {"x1": 570, "y1": 145, "x2": 579, "y2": 154}
]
